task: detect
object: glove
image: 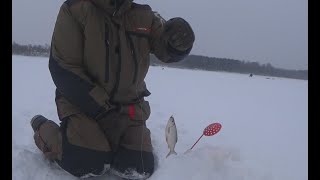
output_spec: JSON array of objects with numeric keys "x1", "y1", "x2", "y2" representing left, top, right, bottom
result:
[{"x1": 163, "y1": 17, "x2": 195, "y2": 52}]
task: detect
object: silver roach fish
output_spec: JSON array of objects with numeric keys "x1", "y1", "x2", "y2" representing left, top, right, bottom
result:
[{"x1": 165, "y1": 115, "x2": 178, "y2": 158}]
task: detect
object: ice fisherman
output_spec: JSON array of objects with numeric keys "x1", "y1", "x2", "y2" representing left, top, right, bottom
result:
[{"x1": 30, "y1": 0, "x2": 195, "y2": 179}]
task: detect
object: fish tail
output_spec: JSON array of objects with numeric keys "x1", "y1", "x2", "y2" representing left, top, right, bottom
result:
[{"x1": 166, "y1": 150, "x2": 178, "y2": 158}]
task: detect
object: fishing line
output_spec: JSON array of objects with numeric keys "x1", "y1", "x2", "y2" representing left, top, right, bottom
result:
[{"x1": 132, "y1": 41, "x2": 146, "y2": 176}]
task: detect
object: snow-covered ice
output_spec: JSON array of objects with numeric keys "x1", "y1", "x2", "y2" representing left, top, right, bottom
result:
[{"x1": 12, "y1": 55, "x2": 308, "y2": 180}]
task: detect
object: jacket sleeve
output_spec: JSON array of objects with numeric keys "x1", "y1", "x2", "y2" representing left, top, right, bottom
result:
[
  {"x1": 49, "y1": 2, "x2": 112, "y2": 120},
  {"x1": 149, "y1": 12, "x2": 191, "y2": 63}
]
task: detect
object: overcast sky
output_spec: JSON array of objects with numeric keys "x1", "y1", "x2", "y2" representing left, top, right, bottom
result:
[{"x1": 12, "y1": 0, "x2": 308, "y2": 70}]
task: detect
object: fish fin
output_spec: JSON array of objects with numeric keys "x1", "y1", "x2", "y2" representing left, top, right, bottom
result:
[
  {"x1": 166, "y1": 150, "x2": 178, "y2": 158},
  {"x1": 165, "y1": 151, "x2": 171, "y2": 158},
  {"x1": 173, "y1": 150, "x2": 177, "y2": 155}
]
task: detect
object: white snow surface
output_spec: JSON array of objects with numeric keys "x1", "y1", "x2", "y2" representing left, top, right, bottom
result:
[{"x1": 12, "y1": 55, "x2": 308, "y2": 180}]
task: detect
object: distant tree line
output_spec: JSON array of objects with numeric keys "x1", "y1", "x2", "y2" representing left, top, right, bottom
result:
[
  {"x1": 12, "y1": 42, "x2": 50, "y2": 57},
  {"x1": 150, "y1": 55, "x2": 307, "y2": 80},
  {"x1": 12, "y1": 42, "x2": 307, "y2": 80}
]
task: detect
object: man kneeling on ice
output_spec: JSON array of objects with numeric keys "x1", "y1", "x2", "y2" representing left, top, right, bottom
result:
[{"x1": 30, "y1": 0, "x2": 194, "y2": 179}]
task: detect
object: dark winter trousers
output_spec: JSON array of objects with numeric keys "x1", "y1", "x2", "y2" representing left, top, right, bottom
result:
[{"x1": 33, "y1": 113, "x2": 154, "y2": 179}]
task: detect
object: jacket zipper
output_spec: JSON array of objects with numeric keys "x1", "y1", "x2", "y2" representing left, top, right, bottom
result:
[
  {"x1": 127, "y1": 33, "x2": 138, "y2": 84},
  {"x1": 104, "y1": 24, "x2": 110, "y2": 83},
  {"x1": 109, "y1": 23, "x2": 122, "y2": 102}
]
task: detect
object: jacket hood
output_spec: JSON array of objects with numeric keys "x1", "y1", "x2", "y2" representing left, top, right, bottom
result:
[{"x1": 91, "y1": 0, "x2": 133, "y2": 16}]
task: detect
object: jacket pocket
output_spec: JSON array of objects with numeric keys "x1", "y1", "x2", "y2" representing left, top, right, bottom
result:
[
  {"x1": 55, "y1": 95, "x2": 81, "y2": 121},
  {"x1": 120, "y1": 100, "x2": 151, "y2": 121}
]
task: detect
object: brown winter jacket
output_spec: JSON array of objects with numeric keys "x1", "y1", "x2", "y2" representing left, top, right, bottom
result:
[{"x1": 49, "y1": 0, "x2": 192, "y2": 120}]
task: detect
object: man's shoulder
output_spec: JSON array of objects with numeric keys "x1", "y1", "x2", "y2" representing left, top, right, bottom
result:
[
  {"x1": 61, "y1": 0, "x2": 97, "y2": 19},
  {"x1": 64, "y1": 0, "x2": 82, "y2": 7},
  {"x1": 131, "y1": 2, "x2": 152, "y2": 11}
]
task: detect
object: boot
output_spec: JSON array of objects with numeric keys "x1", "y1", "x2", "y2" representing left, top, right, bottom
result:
[
  {"x1": 30, "y1": 114, "x2": 62, "y2": 160},
  {"x1": 30, "y1": 115, "x2": 48, "y2": 132}
]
